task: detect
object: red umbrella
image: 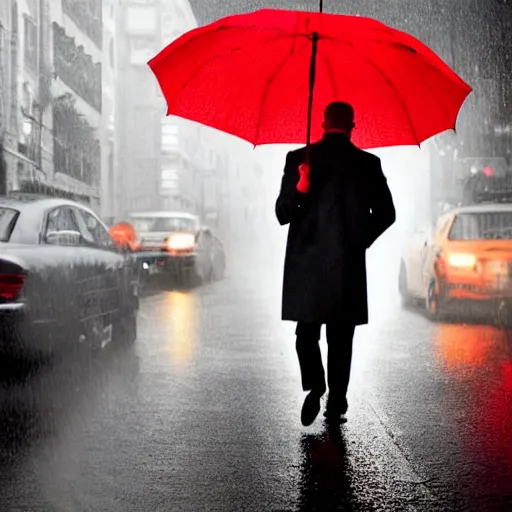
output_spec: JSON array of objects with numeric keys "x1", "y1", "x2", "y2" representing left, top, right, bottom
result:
[{"x1": 148, "y1": 8, "x2": 471, "y2": 154}]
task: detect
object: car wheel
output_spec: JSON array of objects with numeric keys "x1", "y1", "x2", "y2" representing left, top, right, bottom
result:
[
  {"x1": 399, "y1": 262, "x2": 414, "y2": 309},
  {"x1": 426, "y1": 278, "x2": 445, "y2": 321},
  {"x1": 496, "y1": 300, "x2": 512, "y2": 329}
]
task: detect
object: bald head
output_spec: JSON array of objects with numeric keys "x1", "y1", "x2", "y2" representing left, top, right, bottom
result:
[{"x1": 323, "y1": 102, "x2": 355, "y2": 137}]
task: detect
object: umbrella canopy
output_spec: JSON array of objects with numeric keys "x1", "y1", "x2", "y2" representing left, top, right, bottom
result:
[
  {"x1": 149, "y1": 9, "x2": 471, "y2": 150},
  {"x1": 109, "y1": 222, "x2": 139, "y2": 251}
]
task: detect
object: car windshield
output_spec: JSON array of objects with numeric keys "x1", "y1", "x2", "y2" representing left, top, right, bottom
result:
[
  {"x1": 131, "y1": 217, "x2": 197, "y2": 233},
  {"x1": 0, "y1": 207, "x2": 19, "y2": 242},
  {"x1": 449, "y1": 212, "x2": 512, "y2": 240}
]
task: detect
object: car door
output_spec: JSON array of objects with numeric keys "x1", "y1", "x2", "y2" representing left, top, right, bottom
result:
[
  {"x1": 41, "y1": 205, "x2": 86, "y2": 346},
  {"x1": 418, "y1": 226, "x2": 435, "y2": 297},
  {"x1": 404, "y1": 227, "x2": 431, "y2": 297},
  {"x1": 421, "y1": 215, "x2": 453, "y2": 298},
  {"x1": 73, "y1": 207, "x2": 125, "y2": 349}
]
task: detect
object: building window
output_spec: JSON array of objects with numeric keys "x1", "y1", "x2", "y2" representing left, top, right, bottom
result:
[
  {"x1": 162, "y1": 124, "x2": 179, "y2": 150},
  {"x1": 23, "y1": 15, "x2": 37, "y2": 72},
  {"x1": 126, "y1": 6, "x2": 156, "y2": 34},
  {"x1": 160, "y1": 168, "x2": 179, "y2": 195},
  {"x1": 129, "y1": 36, "x2": 156, "y2": 66}
]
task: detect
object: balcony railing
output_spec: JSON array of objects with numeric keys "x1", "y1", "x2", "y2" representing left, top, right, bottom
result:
[
  {"x1": 53, "y1": 22, "x2": 102, "y2": 112},
  {"x1": 53, "y1": 94, "x2": 100, "y2": 186},
  {"x1": 62, "y1": 0, "x2": 102, "y2": 49}
]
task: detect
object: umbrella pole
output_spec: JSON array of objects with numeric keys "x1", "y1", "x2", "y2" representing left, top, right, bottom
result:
[
  {"x1": 306, "y1": 33, "x2": 319, "y2": 164},
  {"x1": 319, "y1": 0, "x2": 323, "y2": 13}
]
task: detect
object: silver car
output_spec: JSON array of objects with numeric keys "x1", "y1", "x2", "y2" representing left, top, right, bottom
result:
[{"x1": 129, "y1": 211, "x2": 225, "y2": 285}]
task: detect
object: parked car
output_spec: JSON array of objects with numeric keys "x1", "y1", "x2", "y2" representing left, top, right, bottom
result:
[
  {"x1": 399, "y1": 203, "x2": 512, "y2": 325},
  {"x1": 0, "y1": 194, "x2": 139, "y2": 358},
  {"x1": 129, "y1": 211, "x2": 225, "y2": 286}
]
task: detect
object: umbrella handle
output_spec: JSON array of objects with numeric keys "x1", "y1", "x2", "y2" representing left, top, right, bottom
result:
[{"x1": 306, "y1": 33, "x2": 319, "y2": 164}]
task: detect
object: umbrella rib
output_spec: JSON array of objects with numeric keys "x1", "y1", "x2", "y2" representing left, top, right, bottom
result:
[
  {"x1": 253, "y1": 39, "x2": 297, "y2": 146},
  {"x1": 413, "y1": 70, "x2": 455, "y2": 131},
  {"x1": 375, "y1": 39, "x2": 470, "y2": 129},
  {"x1": 363, "y1": 39, "x2": 470, "y2": 132},
  {"x1": 361, "y1": 56, "x2": 421, "y2": 146},
  {"x1": 166, "y1": 34, "x2": 293, "y2": 114},
  {"x1": 406, "y1": 60, "x2": 465, "y2": 131}
]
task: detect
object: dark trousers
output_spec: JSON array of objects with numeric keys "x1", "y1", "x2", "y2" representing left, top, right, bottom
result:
[{"x1": 295, "y1": 321, "x2": 355, "y2": 397}]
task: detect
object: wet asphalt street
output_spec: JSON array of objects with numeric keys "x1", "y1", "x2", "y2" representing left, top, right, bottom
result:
[{"x1": 1, "y1": 241, "x2": 512, "y2": 512}]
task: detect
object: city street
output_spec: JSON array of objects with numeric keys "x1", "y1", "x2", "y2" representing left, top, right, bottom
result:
[
  {"x1": 0, "y1": 0, "x2": 511, "y2": 510},
  {"x1": 0, "y1": 242, "x2": 512, "y2": 512}
]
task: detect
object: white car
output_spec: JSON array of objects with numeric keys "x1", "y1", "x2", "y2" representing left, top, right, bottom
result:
[{"x1": 129, "y1": 211, "x2": 225, "y2": 286}]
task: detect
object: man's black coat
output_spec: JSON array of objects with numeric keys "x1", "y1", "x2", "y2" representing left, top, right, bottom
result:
[{"x1": 275, "y1": 132, "x2": 396, "y2": 325}]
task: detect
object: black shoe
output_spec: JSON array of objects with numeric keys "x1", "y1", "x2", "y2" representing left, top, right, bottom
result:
[
  {"x1": 323, "y1": 396, "x2": 348, "y2": 420},
  {"x1": 301, "y1": 390, "x2": 324, "y2": 427}
]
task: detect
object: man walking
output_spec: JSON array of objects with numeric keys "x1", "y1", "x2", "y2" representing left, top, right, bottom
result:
[{"x1": 275, "y1": 102, "x2": 396, "y2": 426}]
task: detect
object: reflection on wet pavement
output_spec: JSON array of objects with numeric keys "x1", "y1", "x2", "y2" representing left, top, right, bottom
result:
[
  {"x1": 297, "y1": 426, "x2": 356, "y2": 512},
  {"x1": 2, "y1": 263, "x2": 512, "y2": 510},
  {"x1": 434, "y1": 324, "x2": 510, "y2": 376},
  {"x1": 432, "y1": 323, "x2": 512, "y2": 508},
  {"x1": 0, "y1": 346, "x2": 141, "y2": 510},
  {"x1": 160, "y1": 291, "x2": 198, "y2": 370}
]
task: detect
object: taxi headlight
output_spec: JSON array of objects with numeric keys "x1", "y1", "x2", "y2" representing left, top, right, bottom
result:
[
  {"x1": 167, "y1": 233, "x2": 195, "y2": 251},
  {"x1": 447, "y1": 253, "x2": 477, "y2": 268}
]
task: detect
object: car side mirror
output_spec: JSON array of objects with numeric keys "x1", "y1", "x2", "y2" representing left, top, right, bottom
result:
[{"x1": 46, "y1": 230, "x2": 83, "y2": 246}]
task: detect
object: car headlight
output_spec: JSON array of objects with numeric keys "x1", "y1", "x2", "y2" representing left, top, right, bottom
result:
[
  {"x1": 447, "y1": 253, "x2": 477, "y2": 268},
  {"x1": 167, "y1": 233, "x2": 195, "y2": 251}
]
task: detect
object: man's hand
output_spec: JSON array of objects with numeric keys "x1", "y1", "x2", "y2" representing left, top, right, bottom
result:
[{"x1": 296, "y1": 163, "x2": 310, "y2": 194}]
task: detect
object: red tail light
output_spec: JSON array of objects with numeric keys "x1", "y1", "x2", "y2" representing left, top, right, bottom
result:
[{"x1": 0, "y1": 273, "x2": 26, "y2": 301}]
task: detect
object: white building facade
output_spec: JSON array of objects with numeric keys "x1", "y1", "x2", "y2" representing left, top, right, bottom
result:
[
  {"x1": 0, "y1": 0, "x2": 116, "y2": 216},
  {"x1": 49, "y1": 0, "x2": 103, "y2": 209},
  {"x1": 116, "y1": 0, "x2": 235, "y2": 229}
]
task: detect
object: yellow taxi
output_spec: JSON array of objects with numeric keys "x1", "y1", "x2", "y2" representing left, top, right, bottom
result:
[{"x1": 399, "y1": 204, "x2": 512, "y2": 324}]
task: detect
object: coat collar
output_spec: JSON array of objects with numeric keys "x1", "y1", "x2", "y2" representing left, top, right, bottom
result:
[
  {"x1": 322, "y1": 130, "x2": 349, "y2": 139},
  {"x1": 321, "y1": 131, "x2": 353, "y2": 146}
]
